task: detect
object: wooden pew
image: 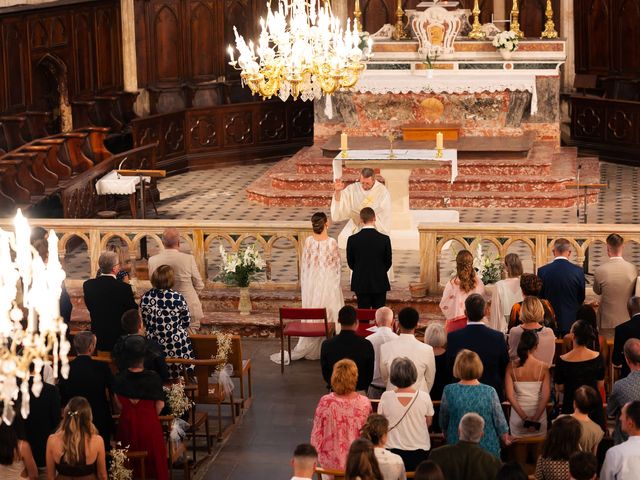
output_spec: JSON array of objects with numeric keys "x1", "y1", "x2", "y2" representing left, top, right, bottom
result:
[
  {"x1": 2, "y1": 152, "x2": 45, "y2": 196},
  {"x1": 21, "y1": 145, "x2": 59, "y2": 189},
  {"x1": 0, "y1": 116, "x2": 27, "y2": 151}
]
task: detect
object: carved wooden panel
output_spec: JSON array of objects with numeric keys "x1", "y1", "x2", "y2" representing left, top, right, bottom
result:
[
  {"x1": 188, "y1": 1, "x2": 219, "y2": 80},
  {"x1": 73, "y1": 12, "x2": 95, "y2": 95},
  {"x1": 613, "y1": 0, "x2": 640, "y2": 75},
  {"x1": 605, "y1": 107, "x2": 635, "y2": 143},
  {"x1": 258, "y1": 108, "x2": 286, "y2": 142},
  {"x1": 2, "y1": 21, "x2": 29, "y2": 112},
  {"x1": 289, "y1": 103, "x2": 314, "y2": 139},
  {"x1": 95, "y1": 6, "x2": 121, "y2": 91},
  {"x1": 505, "y1": 0, "x2": 560, "y2": 38},
  {"x1": 224, "y1": 111, "x2": 253, "y2": 145},
  {"x1": 152, "y1": 2, "x2": 182, "y2": 83},
  {"x1": 572, "y1": 102, "x2": 605, "y2": 142},
  {"x1": 189, "y1": 114, "x2": 220, "y2": 149}
]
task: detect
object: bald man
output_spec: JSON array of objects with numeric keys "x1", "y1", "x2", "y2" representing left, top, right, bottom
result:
[
  {"x1": 148, "y1": 228, "x2": 205, "y2": 331},
  {"x1": 366, "y1": 307, "x2": 398, "y2": 398}
]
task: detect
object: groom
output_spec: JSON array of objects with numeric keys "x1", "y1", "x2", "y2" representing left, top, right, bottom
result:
[{"x1": 347, "y1": 207, "x2": 392, "y2": 309}]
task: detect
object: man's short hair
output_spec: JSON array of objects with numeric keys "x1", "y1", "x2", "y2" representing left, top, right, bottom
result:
[
  {"x1": 375, "y1": 307, "x2": 394, "y2": 326},
  {"x1": 360, "y1": 207, "x2": 376, "y2": 224},
  {"x1": 73, "y1": 331, "x2": 95, "y2": 354},
  {"x1": 574, "y1": 385, "x2": 598, "y2": 414},
  {"x1": 628, "y1": 296, "x2": 640, "y2": 316},
  {"x1": 624, "y1": 338, "x2": 640, "y2": 366},
  {"x1": 465, "y1": 294, "x2": 486, "y2": 322},
  {"x1": 338, "y1": 305, "x2": 357, "y2": 326},
  {"x1": 361, "y1": 168, "x2": 375, "y2": 179},
  {"x1": 121, "y1": 309, "x2": 141, "y2": 335},
  {"x1": 458, "y1": 412, "x2": 484, "y2": 443},
  {"x1": 606, "y1": 233, "x2": 624, "y2": 251},
  {"x1": 293, "y1": 443, "x2": 317, "y2": 460},
  {"x1": 162, "y1": 227, "x2": 180, "y2": 248},
  {"x1": 569, "y1": 452, "x2": 598, "y2": 480},
  {"x1": 390, "y1": 357, "x2": 418, "y2": 389},
  {"x1": 625, "y1": 401, "x2": 640, "y2": 430},
  {"x1": 553, "y1": 238, "x2": 571, "y2": 254},
  {"x1": 398, "y1": 307, "x2": 419, "y2": 330},
  {"x1": 98, "y1": 251, "x2": 119, "y2": 274}
]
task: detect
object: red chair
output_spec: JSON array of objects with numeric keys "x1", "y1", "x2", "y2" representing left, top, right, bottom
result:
[
  {"x1": 279, "y1": 307, "x2": 331, "y2": 373},
  {"x1": 355, "y1": 308, "x2": 377, "y2": 337}
]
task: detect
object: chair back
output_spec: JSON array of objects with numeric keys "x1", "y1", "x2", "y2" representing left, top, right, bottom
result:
[
  {"x1": 190, "y1": 334, "x2": 243, "y2": 374},
  {"x1": 165, "y1": 357, "x2": 224, "y2": 404},
  {"x1": 280, "y1": 307, "x2": 327, "y2": 321},
  {"x1": 356, "y1": 308, "x2": 377, "y2": 323}
]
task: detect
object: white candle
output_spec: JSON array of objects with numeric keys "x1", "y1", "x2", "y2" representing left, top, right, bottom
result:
[
  {"x1": 341, "y1": 132, "x2": 348, "y2": 151},
  {"x1": 436, "y1": 132, "x2": 444, "y2": 150},
  {"x1": 227, "y1": 45, "x2": 235, "y2": 63}
]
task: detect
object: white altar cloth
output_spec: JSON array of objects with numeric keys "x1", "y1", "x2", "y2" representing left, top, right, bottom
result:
[
  {"x1": 95, "y1": 170, "x2": 150, "y2": 195},
  {"x1": 354, "y1": 71, "x2": 538, "y2": 115}
]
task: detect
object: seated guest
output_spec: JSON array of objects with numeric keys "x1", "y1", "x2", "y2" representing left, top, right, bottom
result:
[
  {"x1": 112, "y1": 309, "x2": 170, "y2": 382},
  {"x1": 320, "y1": 306, "x2": 375, "y2": 392},
  {"x1": 508, "y1": 273, "x2": 558, "y2": 334},
  {"x1": 414, "y1": 461, "x2": 444, "y2": 480},
  {"x1": 563, "y1": 304, "x2": 602, "y2": 352},
  {"x1": 535, "y1": 416, "x2": 581, "y2": 480},
  {"x1": 0, "y1": 422, "x2": 38, "y2": 480},
  {"x1": 608, "y1": 338, "x2": 640, "y2": 445},
  {"x1": 429, "y1": 413, "x2": 502, "y2": 480},
  {"x1": 439, "y1": 250, "x2": 485, "y2": 333},
  {"x1": 424, "y1": 322, "x2": 450, "y2": 433},
  {"x1": 360, "y1": 414, "x2": 406, "y2": 480},
  {"x1": 440, "y1": 350, "x2": 509, "y2": 458},
  {"x1": 345, "y1": 438, "x2": 383, "y2": 480},
  {"x1": 496, "y1": 463, "x2": 527, "y2": 480},
  {"x1": 378, "y1": 358, "x2": 434, "y2": 471},
  {"x1": 569, "y1": 452, "x2": 598, "y2": 480},
  {"x1": 366, "y1": 307, "x2": 398, "y2": 399},
  {"x1": 289, "y1": 444, "x2": 317, "y2": 480},
  {"x1": 447, "y1": 294, "x2": 510, "y2": 400},
  {"x1": 600, "y1": 401, "x2": 640, "y2": 480},
  {"x1": 58, "y1": 331, "x2": 114, "y2": 450},
  {"x1": 505, "y1": 330, "x2": 551, "y2": 438},
  {"x1": 45, "y1": 397, "x2": 108, "y2": 480},
  {"x1": 507, "y1": 296, "x2": 556, "y2": 365},
  {"x1": 489, "y1": 253, "x2": 524, "y2": 333},
  {"x1": 141, "y1": 264, "x2": 194, "y2": 380},
  {"x1": 113, "y1": 336, "x2": 168, "y2": 480},
  {"x1": 613, "y1": 296, "x2": 640, "y2": 379},
  {"x1": 554, "y1": 320, "x2": 606, "y2": 429},
  {"x1": 311, "y1": 359, "x2": 372, "y2": 472},
  {"x1": 380, "y1": 307, "x2": 435, "y2": 393},
  {"x1": 83, "y1": 251, "x2": 138, "y2": 352},
  {"x1": 557, "y1": 386, "x2": 604, "y2": 453}
]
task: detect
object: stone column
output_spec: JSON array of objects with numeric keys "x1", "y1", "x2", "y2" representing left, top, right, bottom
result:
[
  {"x1": 561, "y1": 0, "x2": 575, "y2": 90},
  {"x1": 493, "y1": 0, "x2": 506, "y2": 21},
  {"x1": 120, "y1": 0, "x2": 149, "y2": 115}
]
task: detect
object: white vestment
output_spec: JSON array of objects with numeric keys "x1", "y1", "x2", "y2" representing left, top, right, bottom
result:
[{"x1": 330, "y1": 180, "x2": 391, "y2": 237}]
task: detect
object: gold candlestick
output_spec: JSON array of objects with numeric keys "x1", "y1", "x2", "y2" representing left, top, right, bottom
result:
[
  {"x1": 435, "y1": 148, "x2": 443, "y2": 159},
  {"x1": 509, "y1": 0, "x2": 524, "y2": 38},
  {"x1": 387, "y1": 133, "x2": 396, "y2": 159},
  {"x1": 540, "y1": 0, "x2": 558, "y2": 38},
  {"x1": 468, "y1": 0, "x2": 485, "y2": 39},
  {"x1": 354, "y1": 0, "x2": 363, "y2": 33},
  {"x1": 392, "y1": 0, "x2": 406, "y2": 40}
]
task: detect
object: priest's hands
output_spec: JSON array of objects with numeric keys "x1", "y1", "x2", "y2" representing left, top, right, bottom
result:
[{"x1": 334, "y1": 179, "x2": 345, "y2": 201}]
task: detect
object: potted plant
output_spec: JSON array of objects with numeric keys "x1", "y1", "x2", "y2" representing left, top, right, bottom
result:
[
  {"x1": 218, "y1": 244, "x2": 266, "y2": 315},
  {"x1": 492, "y1": 30, "x2": 519, "y2": 60}
]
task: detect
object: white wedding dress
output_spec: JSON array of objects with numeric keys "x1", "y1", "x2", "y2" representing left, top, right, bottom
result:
[{"x1": 270, "y1": 236, "x2": 344, "y2": 364}]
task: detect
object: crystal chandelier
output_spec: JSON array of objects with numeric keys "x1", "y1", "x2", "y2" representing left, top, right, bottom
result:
[
  {"x1": 0, "y1": 210, "x2": 70, "y2": 424},
  {"x1": 228, "y1": 0, "x2": 372, "y2": 102}
]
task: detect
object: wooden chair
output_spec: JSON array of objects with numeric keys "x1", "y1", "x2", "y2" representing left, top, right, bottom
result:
[
  {"x1": 355, "y1": 308, "x2": 377, "y2": 337},
  {"x1": 108, "y1": 451, "x2": 147, "y2": 480},
  {"x1": 279, "y1": 307, "x2": 331, "y2": 374}
]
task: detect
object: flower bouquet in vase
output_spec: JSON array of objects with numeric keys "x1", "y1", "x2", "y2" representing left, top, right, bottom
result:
[
  {"x1": 217, "y1": 245, "x2": 266, "y2": 315},
  {"x1": 492, "y1": 30, "x2": 519, "y2": 60},
  {"x1": 473, "y1": 244, "x2": 503, "y2": 285}
]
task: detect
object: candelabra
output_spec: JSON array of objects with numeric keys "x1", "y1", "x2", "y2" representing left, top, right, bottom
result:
[
  {"x1": 468, "y1": 0, "x2": 485, "y2": 39},
  {"x1": 228, "y1": 0, "x2": 372, "y2": 102},
  {"x1": 392, "y1": 0, "x2": 406, "y2": 40},
  {"x1": 0, "y1": 210, "x2": 70, "y2": 424},
  {"x1": 354, "y1": 0, "x2": 363, "y2": 33},
  {"x1": 540, "y1": 0, "x2": 558, "y2": 38},
  {"x1": 509, "y1": 0, "x2": 524, "y2": 38}
]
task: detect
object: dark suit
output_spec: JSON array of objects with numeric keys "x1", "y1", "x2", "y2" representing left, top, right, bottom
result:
[
  {"x1": 447, "y1": 323, "x2": 509, "y2": 400},
  {"x1": 613, "y1": 314, "x2": 640, "y2": 378},
  {"x1": 346, "y1": 227, "x2": 392, "y2": 308},
  {"x1": 58, "y1": 355, "x2": 114, "y2": 449},
  {"x1": 112, "y1": 334, "x2": 170, "y2": 382},
  {"x1": 83, "y1": 275, "x2": 138, "y2": 351},
  {"x1": 320, "y1": 330, "x2": 375, "y2": 392},
  {"x1": 429, "y1": 441, "x2": 502, "y2": 480},
  {"x1": 537, "y1": 258, "x2": 585, "y2": 334}
]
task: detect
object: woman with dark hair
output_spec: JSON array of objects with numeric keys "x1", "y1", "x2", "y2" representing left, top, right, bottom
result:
[
  {"x1": 489, "y1": 253, "x2": 524, "y2": 333},
  {"x1": 271, "y1": 211, "x2": 343, "y2": 364},
  {"x1": 414, "y1": 461, "x2": 445, "y2": 480},
  {"x1": 505, "y1": 329, "x2": 551, "y2": 438},
  {"x1": 534, "y1": 416, "x2": 582, "y2": 480},
  {"x1": 508, "y1": 274, "x2": 558, "y2": 333},
  {"x1": 440, "y1": 250, "x2": 486, "y2": 333},
  {"x1": 45, "y1": 397, "x2": 108, "y2": 480},
  {"x1": 563, "y1": 304, "x2": 601, "y2": 351},
  {"x1": 344, "y1": 438, "x2": 383, "y2": 480},
  {"x1": 0, "y1": 422, "x2": 38, "y2": 480},
  {"x1": 360, "y1": 414, "x2": 406, "y2": 480},
  {"x1": 554, "y1": 320, "x2": 606, "y2": 429}
]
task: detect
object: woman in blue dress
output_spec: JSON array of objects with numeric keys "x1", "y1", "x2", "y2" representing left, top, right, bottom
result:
[{"x1": 440, "y1": 349, "x2": 510, "y2": 458}]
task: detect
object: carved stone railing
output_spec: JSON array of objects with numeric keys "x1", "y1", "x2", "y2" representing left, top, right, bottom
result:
[{"x1": 418, "y1": 223, "x2": 640, "y2": 294}]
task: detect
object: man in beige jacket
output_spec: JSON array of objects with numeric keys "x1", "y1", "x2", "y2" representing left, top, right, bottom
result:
[
  {"x1": 148, "y1": 228, "x2": 205, "y2": 331},
  {"x1": 594, "y1": 233, "x2": 638, "y2": 338}
]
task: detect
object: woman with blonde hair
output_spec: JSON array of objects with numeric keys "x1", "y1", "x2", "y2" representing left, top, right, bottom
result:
[
  {"x1": 507, "y1": 297, "x2": 556, "y2": 365},
  {"x1": 311, "y1": 359, "x2": 372, "y2": 472},
  {"x1": 45, "y1": 397, "x2": 107, "y2": 480},
  {"x1": 440, "y1": 250, "x2": 485, "y2": 333},
  {"x1": 489, "y1": 253, "x2": 524, "y2": 333}
]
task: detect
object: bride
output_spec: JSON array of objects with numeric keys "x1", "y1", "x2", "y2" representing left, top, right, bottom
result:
[{"x1": 271, "y1": 212, "x2": 344, "y2": 364}]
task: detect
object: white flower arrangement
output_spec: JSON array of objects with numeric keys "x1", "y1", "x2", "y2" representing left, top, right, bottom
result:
[
  {"x1": 163, "y1": 382, "x2": 194, "y2": 418},
  {"x1": 217, "y1": 244, "x2": 266, "y2": 287},
  {"x1": 109, "y1": 443, "x2": 133, "y2": 480},
  {"x1": 473, "y1": 244, "x2": 503, "y2": 285},
  {"x1": 492, "y1": 30, "x2": 519, "y2": 52}
]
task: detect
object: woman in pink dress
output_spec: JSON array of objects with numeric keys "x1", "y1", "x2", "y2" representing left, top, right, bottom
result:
[
  {"x1": 439, "y1": 250, "x2": 485, "y2": 333},
  {"x1": 311, "y1": 359, "x2": 372, "y2": 472}
]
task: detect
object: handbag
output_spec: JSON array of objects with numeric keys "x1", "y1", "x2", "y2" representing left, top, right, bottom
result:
[{"x1": 388, "y1": 391, "x2": 419, "y2": 431}]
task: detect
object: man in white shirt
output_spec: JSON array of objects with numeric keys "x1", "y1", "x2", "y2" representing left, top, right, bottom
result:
[
  {"x1": 380, "y1": 307, "x2": 435, "y2": 392},
  {"x1": 290, "y1": 443, "x2": 317, "y2": 480},
  {"x1": 366, "y1": 306, "x2": 399, "y2": 399},
  {"x1": 601, "y1": 401, "x2": 640, "y2": 480}
]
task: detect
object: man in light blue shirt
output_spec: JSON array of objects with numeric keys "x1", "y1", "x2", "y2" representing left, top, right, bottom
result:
[{"x1": 601, "y1": 401, "x2": 640, "y2": 480}]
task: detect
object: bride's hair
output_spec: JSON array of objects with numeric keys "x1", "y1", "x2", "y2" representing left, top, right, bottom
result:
[
  {"x1": 456, "y1": 250, "x2": 477, "y2": 293},
  {"x1": 311, "y1": 212, "x2": 328, "y2": 234}
]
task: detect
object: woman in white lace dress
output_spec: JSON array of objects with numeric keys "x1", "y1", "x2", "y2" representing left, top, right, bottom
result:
[
  {"x1": 271, "y1": 212, "x2": 344, "y2": 363},
  {"x1": 489, "y1": 253, "x2": 524, "y2": 333}
]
